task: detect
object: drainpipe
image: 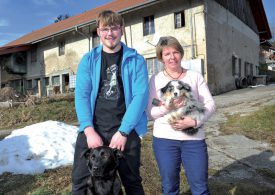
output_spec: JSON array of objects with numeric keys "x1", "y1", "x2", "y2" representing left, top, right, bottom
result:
[
  {"x1": 189, "y1": 9, "x2": 195, "y2": 59},
  {"x1": 122, "y1": 26, "x2": 128, "y2": 46},
  {"x1": 75, "y1": 26, "x2": 91, "y2": 51}
]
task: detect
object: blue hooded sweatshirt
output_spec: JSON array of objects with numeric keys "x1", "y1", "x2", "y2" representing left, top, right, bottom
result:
[{"x1": 75, "y1": 42, "x2": 149, "y2": 136}]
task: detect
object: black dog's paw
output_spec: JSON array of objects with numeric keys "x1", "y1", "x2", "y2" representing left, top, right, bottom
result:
[{"x1": 183, "y1": 127, "x2": 198, "y2": 135}]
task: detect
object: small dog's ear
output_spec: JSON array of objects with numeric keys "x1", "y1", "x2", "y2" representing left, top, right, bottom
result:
[
  {"x1": 161, "y1": 82, "x2": 170, "y2": 94},
  {"x1": 113, "y1": 149, "x2": 124, "y2": 159},
  {"x1": 80, "y1": 148, "x2": 92, "y2": 159},
  {"x1": 179, "y1": 81, "x2": 191, "y2": 92},
  {"x1": 160, "y1": 86, "x2": 167, "y2": 94}
]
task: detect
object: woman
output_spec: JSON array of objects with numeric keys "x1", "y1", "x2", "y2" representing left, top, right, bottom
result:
[{"x1": 147, "y1": 36, "x2": 215, "y2": 195}]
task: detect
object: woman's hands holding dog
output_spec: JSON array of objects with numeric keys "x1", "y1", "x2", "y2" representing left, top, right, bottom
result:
[
  {"x1": 109, "y1": 131, "x2": 127, "y2": 151},
  {"x1": 171, "y1": 117, "x2": 196, "y2": 131},
  {"x1": 84, "y1": 127, "x2": 103, "y2": 148},
  {"x1": 165, "y1": 97, "x2": 185, "y2": 110}
]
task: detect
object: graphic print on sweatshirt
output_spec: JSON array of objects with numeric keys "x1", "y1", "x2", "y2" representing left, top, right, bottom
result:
[{"x1": 101, "y1": 64, "x2": 120, "y2": 100}]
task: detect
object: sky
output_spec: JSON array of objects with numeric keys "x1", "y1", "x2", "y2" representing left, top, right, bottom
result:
[
  {"x1": 0, "y1": 121, "x2": 78, "y2": 174},
  {"x1": 0, "y1": 0, "x2": 274, "y2": 47},
  {"x1": 0, "y1": 0, "x2": 112, "y2": 46}
]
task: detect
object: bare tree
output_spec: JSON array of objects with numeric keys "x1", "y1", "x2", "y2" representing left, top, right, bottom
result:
[{"x1": 54, "y1": 14, "x2": 70, "y2": 23}]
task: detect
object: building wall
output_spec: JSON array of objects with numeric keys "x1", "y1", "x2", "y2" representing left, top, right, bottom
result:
[
  {"x1": 123, "y1": 0, "x2": 206, "y2": 65},
  {"x1": 24, "y1": 30, "x2": 93, "y2": 95},
  {"x1": 206, "y1": 0, "x2": 259, "y2": 94}
]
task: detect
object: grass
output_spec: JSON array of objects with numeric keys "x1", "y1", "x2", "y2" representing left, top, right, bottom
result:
[
  {"x1": 220, "y1": 104, "x2": 275, "y2": 150},
  {"x1": 0, "y1": 95, "x2": 77, "y2": 131},
  {"x1": 0, "y1": 97, "x2": 275, "y2": 194}
]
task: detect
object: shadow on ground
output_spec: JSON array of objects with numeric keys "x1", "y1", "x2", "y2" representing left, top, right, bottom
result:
[{"x1": 208, "y1": 150, "x2": 275, "y2": 195}]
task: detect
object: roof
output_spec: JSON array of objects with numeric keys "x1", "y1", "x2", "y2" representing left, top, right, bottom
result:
[
  {"x1": 0, "y1": 0, "x2": 272, "y2": 54},
  {"x1": 3, "y1": 0, "x2": 158, "y2": 48},
  {"x1": 249, "y1": 0, "x2": 272, "y2": 41},
  {"x1": 0, "y1": 44, "x2": 33, "y2": 56}
]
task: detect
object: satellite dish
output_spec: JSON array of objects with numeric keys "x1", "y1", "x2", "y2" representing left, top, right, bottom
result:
[{"x1": 152, "y1": 32, "x2": 161, "y2": 46}]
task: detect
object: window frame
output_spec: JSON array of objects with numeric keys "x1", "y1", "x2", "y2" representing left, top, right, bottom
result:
[
  {"x1": 143, "y1": 15, "x2": 155, "y2": 36},
  {"x1": 31, "y1": 48, "x2": 37, "y2": 63},
  {"x1": 174, "y1": 11, "x2": 185, "y2": 29},
  {"x1": 58, "y1": 41, "x2": 65, "y2": 56},
  {"x1": 146, "y1": 57, "x2": 163, "y2": 75}
]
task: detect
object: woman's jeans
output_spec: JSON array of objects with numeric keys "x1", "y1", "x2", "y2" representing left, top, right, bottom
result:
[{"x1": 153, "y1": 136, "x2": 210, "y2": 195}]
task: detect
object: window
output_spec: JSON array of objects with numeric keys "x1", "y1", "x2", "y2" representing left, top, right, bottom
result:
[
  {"x1": 92, "y1": 31, "x2": 100, "y2": 48},
  {"x1": 143, "y1": 15, "x2": 155, "y2": 36},
  {"x1": 26, "y1": 80, "x2": 32, "y2": 89},
  {"x1": 59, "y1": 41, "x2": 65, "y2": 56},
  {"x1": 31, "y1": 48, "x2": 37, "y2": 62},
  {"x1": 44, "y1": 77, "x2": 49, "y2": 86},
  {"x1": 244, "y1": 62, "x2": 249, "y2": 76},
  {"x1": 52, "y1": 75, "x2": 60, "y2": 86},
  {"x1": 238, "y1": 58, "x2": 242, "y2": 77},
  {"x1": 232, "y1": 56, "x2": 237, "y2": 76},
  {"x1": 250, "y1": 63, "x2": 253, "y2": 76},
  {"x1": 175, "y1": 11, "x2": 185, "y2": 28},
  {"x1": 146, "y1": 58, "x2": 163, "y2": 75},
  {"x1": 69, "y1": 74, "x2": 76, "y2": 89},
  {"x1": 34, "y1": 78, "x2": 40, "y2": 88}
]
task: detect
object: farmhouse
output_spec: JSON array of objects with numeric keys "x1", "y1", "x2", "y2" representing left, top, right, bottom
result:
[{"x1": 0, "y1": 0, "x2": 271, "y2": 95}]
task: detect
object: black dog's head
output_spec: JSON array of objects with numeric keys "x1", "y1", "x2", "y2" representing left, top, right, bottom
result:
[{"x1": 81, "y1": 146, "x2": 124, "y2": 178}]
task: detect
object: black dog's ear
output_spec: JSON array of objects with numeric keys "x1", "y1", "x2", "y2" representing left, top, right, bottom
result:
[
  {"x1": 113, "y1": 149, "x2": 124, "y2": 159},
  {"x1": 80, "y1": 148, "x2": 92, "y2": 159},
  {"x1": 179, "y1": 81, "x2": 191, "y2": 92}
]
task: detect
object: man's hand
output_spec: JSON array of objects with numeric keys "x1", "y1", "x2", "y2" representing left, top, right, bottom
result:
[
  {"x1": 84, "y1": 127, "x2": 103, "y2": 148},
  {"x1": 109, "y1": 131, "x2": 127, "y2": 151}
]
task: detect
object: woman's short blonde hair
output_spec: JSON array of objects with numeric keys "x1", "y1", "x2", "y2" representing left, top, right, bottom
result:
[
  {"x1": 96, "y1": 10, "x2": 124, "y2": 27},
  {"x1": 156, "y1": 36, "x2": 184, "y2": 62}
]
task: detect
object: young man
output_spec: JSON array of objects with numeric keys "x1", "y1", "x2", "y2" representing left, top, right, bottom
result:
[{"x1": 72, "y1": 10, "x2": 148, "y2": 195}]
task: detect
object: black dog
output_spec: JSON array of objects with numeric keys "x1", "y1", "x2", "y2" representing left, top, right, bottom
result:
[{"x1": 81, "y1": 146, "x2": 124, "y2": 195}]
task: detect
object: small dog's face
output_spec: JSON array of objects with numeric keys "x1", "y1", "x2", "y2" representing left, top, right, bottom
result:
[
  {"x1": 82, "y1": 146, "x2": 123, "y2": 177},
  {"x1": 161, "y1": 80, "x2": 191, "y2": 102}
]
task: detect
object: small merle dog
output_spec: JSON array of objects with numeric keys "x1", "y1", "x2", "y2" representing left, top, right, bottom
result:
[
  {"x1": 81, "y1": 146, "x2": 124, "y2": 195},
  {"x1": 160, "y1": 80, "x2": 205, "y2": 135}
]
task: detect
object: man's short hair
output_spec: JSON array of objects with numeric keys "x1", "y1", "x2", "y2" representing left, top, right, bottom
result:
[
  {"x1": 96, "y1": 10, "x2": 124, "y2": 27},
  {"x1": 156, "y1": 36, "x2": 184, "y2": 62}
]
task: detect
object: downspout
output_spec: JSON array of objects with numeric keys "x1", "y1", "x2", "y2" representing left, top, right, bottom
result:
[
  {"x1": 189, "y1": 9, "x2": 195, "y2": 59},
  {"x1": 122, "y1": 26, "x2": 128, "y2": 46},
  {"x1": 75, "y1": 26, "x2": 91, "y2": 51},
  {"x1": 192, "y1": 0, "x2": 208, "y2": 75},
  {"x1": 129, "y1": 25, "x2": 133, "y2": 48}
]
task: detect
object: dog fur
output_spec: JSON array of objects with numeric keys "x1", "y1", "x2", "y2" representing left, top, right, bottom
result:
[
  {"x1": 160, "y1": 80, "x2": 205, "y2": 135},
  {"x1": 81, "y1": 146, "x2": 124, "y2": 195}
]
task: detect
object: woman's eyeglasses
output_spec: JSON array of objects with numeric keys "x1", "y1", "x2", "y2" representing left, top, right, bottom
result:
[{"x1": 99, "y1": 26, "x2": 121, "y2": 34}]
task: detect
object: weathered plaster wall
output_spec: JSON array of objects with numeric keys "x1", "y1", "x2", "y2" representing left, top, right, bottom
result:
[
  {"x1": 123, "y1": 0, "x2": 206, "y2": 63},
  {"x1": 206, "y1": 0, "x2": 259, "y2": 94}
]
